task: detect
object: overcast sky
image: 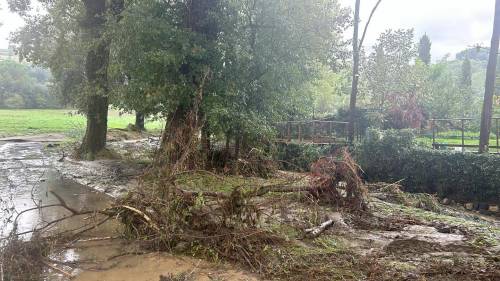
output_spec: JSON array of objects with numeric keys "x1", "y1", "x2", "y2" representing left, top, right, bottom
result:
[
  {"x1": 339, "y1": 0, "x2": 495, "y2": 60},
  {"x1": 0, "y1": 0, "x2": 496, "y2": 60}
]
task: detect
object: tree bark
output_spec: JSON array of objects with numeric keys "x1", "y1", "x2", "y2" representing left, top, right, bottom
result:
[
  {"x1": 135, "y1": 112, "x2": 145, "y2": 131},
  {"x1": 201, "y1": 122, "x2": 211, "y2": 168},
  {"x1": 479, "y1": 0, "x2": 500, "y2": 153},
  {"x1": 347, "y1": 0, "x2": 361, "y2": 142},
  {"x1": 79, "y1": 0, "x2": 110, "y2": 159},
  {"x1": 157, "y1": 0, "x2": 217, "y2": 170}
]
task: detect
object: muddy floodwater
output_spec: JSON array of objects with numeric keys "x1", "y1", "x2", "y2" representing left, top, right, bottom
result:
[
  {"x1": 0, "y1": 141, "x2": 113, "y2": 238},
  {"x1": 0, "y1": 140, "x2": 260, "y2": 281}
]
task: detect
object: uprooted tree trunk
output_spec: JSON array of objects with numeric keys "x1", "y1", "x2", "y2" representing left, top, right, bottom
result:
[{"x1": 158, "y1": 69, "x2": 211, "y2": 171}]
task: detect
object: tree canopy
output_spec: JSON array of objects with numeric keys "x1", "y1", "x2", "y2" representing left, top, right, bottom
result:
[{"x1": 0, "y1": 60, "x2": 56, "y2": 109}]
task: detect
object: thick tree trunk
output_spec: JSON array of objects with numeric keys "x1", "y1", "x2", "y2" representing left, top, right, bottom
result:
[
  {"x1": 348, "y1": 0, "x2": 361, "y2": 142},
  {"x1": 135, "y1": 112, "x2": 145, "y2": 131},
  {"x1": 160, "y1": 105, "x2": 196, "y2": 167},
  {"x1": 479, "y1": 0, "x2": 500, "y2": 153},
  {"x1": 156, "y1": 0, "x2": 217, "y2": 171},
  {"x1": 81, "y1": 95, "x2": 108, "y2": 158},
  {"x1": 79, "y1": 0, "x2": 109, "y2": 159}
]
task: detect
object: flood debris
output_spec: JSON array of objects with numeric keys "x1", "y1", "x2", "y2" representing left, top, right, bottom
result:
[{"x1": 2, "y1": 138, "x2": 498, "y2": 281}]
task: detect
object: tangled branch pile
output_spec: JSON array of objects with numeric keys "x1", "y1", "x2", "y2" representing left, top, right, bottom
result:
[
  {"x1": 0, "y1": 232, "x2": 48, "y2": 281},
  {"x1": 117, "y1": 148, "x2": 367, "y2": 273}
]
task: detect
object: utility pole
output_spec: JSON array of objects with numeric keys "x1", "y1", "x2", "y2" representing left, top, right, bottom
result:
[
  {"x1": 479, "y1": 0, "x2": 500, "y2": 153},
  {"x1": 348, "y1": 0, "x2": 382, "y2": 142},
  {"x1": 348, "y1": 0, "x2": 361, "y2": 142}
]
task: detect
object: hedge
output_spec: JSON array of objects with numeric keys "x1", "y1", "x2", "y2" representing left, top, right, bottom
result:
[{"x1": 357, "y1": 129, "x2": 500, "y2": 205}]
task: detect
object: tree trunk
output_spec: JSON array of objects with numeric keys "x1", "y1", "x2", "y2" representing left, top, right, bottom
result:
[
  {"x1": 233, "y1": 133, "x2": 242, "y2": 175},
  {"x1": 135, "y1": 112, "x2": 145, "y2": 131},
  {"x1": 160, "y1": 105, "x2": 197, "y2": 168},
  {"x1": 348, "y1": 0, "x2": 361, "y2": 142},
  {"x1": 479, "y1": 0, "x2": 500, "y2": 153},
  {"x1": 79, "y1": 0, "x2": 109, "y2": 159},
  {"x1": 156, "y1": 0, "x2": 217, "y2": 171},
  {"x1": 201, "y1": 123, "x2": 211, "y2": 168}
]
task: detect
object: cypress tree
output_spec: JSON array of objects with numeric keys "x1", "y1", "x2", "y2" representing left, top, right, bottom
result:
[{"x1": 418, "y1": 34, "x2": 432, "y2": 65}]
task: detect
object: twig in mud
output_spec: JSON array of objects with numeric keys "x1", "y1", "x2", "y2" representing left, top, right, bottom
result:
[
  {"x1": 121, "y1": 205, "x2": 160, "y2": 232},
  {"x1": 42, "y1": 260, "x2": 72, "y2": 277},
  {"x1": 304, "y1": 219, "x2": 335, "y2": 238}
]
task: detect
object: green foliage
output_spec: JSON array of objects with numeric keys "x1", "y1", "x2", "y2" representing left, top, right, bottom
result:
[
  {"x1": 10, "y1": 0, "x2": 87, "y2": 109},
  {"x1": 275, "y1": 143, "x2": 335, "y2": 172},
  {"x1": 417, "y1": 34, "x2": 431, "y2": 65},
  {"x1": 361, "y1": 31, "x2": 485, "y2": 127},
  {"x1": 358, "y1": 129, "x2": 500, "y2": 204},
  {"x1": 0, "y1": 60, "x2": 57, "y2": 108},
  {"x1": 456, "y1": 47, "x2": 490, "y2": 62},
  {"x1": 296, "y1": 64, "x2": 350, "y2": 118},
  {"x1": 460, "y1": 58, "x2": 472, "y2": 88},
  {"x1": 108, "y1": 0, "x2": 349, "y2": 143}
]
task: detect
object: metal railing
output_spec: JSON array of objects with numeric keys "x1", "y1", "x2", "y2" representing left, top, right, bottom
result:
[
  {"x1": 276, "y1": 120, "x2": 350, "y2": 144},
  {"x1": 428, "y1": 117, "x2": 500, "y2": 152}
]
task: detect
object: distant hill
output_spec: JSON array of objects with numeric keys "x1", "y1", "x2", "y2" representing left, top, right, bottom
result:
[{"x1": 456, "y1": 47, "x2": 490, "y2": 62}]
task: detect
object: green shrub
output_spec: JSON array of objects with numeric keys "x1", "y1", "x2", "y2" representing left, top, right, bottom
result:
[
  {"x1": 275, "y1": 143, "x2": 339, "y2": 172},
  {"x1": 357, "y1": 129, "x2": 500, "y2": 204}
]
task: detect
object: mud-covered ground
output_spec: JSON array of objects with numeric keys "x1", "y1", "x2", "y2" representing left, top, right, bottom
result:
[{"x1": 1, "y1": 131, "x2": 499, "y2": 280}]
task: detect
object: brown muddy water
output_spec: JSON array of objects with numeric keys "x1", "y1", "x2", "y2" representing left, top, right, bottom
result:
[{"x1": 0, "y1": 140, "x2": 259, "y2": 281}]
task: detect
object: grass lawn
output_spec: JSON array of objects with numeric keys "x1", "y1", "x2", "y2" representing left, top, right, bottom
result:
[
  {"x1": 0, "y1": 109, "x2": 164, "y2": 138},
  {"x1": 417, "y1": 136, "x2": 500, "y2": 153}
]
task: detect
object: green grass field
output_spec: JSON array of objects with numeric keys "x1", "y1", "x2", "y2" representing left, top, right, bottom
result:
[
  {"x1": 0, "y1": 109, "x2": 164, "y2": 138},
  {"x1": 417, "y1": 135, "x2": 500, "y2": 152}
]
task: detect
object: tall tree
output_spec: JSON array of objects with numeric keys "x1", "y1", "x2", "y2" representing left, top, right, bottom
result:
[
  {"x1": 109, "y1": 0, "x2": 345, "y2": 168},
  {"x1": 10, "y1": 0, "x2": 124, "y2": 159},
  {"x1": 460, "y1": 57, "x2": 472, "y2": 88},
  {"x1": 348, "y1": 0, "x2": 382, "y2": 141},
  {"x1": 479, "y1": 0, "x2": 500, "y2": 153},
  {"x1": 79, "y1": 0, "x2": 110, "y2": 159},
  {"x1": 418, "y1": 34, "x2": 432, "y2": 65}
]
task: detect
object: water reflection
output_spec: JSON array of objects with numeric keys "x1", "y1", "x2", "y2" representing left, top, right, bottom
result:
[{"x1": 0, "y1": 141, "x2": 113, "y2": 239}]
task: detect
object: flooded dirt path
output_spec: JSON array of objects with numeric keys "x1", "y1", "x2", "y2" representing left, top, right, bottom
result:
[
  {"x1": 0, "y1": 139, "x2": 260, "y2": 281},
  {"x1": 0, "y1": 141, "x2": 113, "y2": 238}
]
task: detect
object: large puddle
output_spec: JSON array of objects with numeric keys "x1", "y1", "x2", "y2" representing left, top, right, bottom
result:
[{"x1": 0, "y1": 141, "x2": 114, "y2": 238}]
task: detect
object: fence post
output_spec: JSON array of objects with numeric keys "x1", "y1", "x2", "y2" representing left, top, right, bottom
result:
[
  {"x1": 298, "y1": 122, "x2": 302, "y2": 143},
  {"x1": 312, "y1": 121, "x2": 316, "y2": 143},
  {"x1": 496, "y1": 118, "x2": 499, "y2": 153},
  {"x1": 287, "y1": 122, "x2": 291, "y2": 142},
  {"x1": 431, "y1": 119, "x2": 436, "y2": 149},
  {"x1": 461, "y1": 119, "x2": 465, "y2": 152}
]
